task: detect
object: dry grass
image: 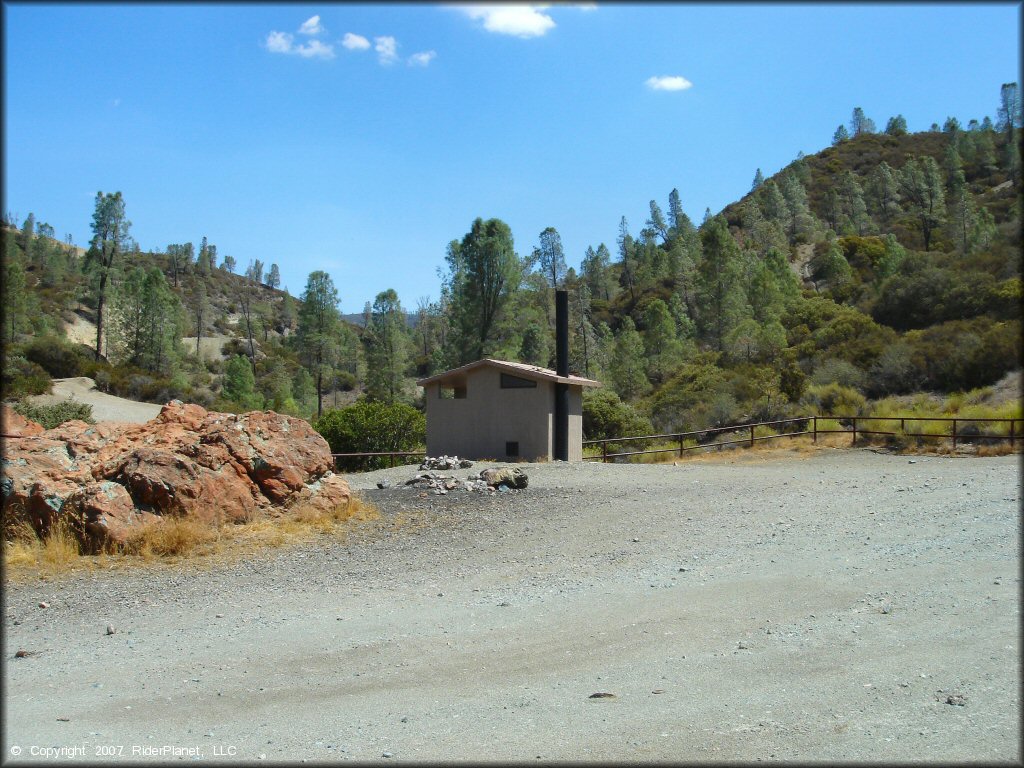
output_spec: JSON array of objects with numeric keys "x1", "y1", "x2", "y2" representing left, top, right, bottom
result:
[{"x1": 2, "y1": 494, "x2": 381, "y2": 580}]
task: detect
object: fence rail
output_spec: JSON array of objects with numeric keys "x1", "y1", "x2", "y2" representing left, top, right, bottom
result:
[
  {"x1": 331, "y1": 450, "x2": 426, "y2": 470},
  {"x1": 583, "y1": 415, "x2": 1020, "y2": 462}
]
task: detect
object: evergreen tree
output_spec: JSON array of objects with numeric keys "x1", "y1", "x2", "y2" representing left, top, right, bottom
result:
[
  {"x1": 865, "y1": 162, "x2": 902, "y2": 226},
  {"x1": 696, "y1": 215, "x2": 749, "y2": 351},
  {"x1": 969, "y1": 206, "x2": 997, "y2": 254},
  {"x1": 641, "y1": 298, "x2": 684, "y2": 383},
  {"x1": 838, "y1": 171, "x2": 871, "y2": 235},
  {"x1": 616, "y1": 216, "x2": 637, "y2": 301},
  {"x1": 996, "y1": 82, "x2": 1021, "y2": 138},
  {"x1": 296, "y1": 270, "x2": 342, "y2": 418},
  {"x1": 536, "y1": 226, "x2": 567, "y2": 289},
  {"x1": 84, "y1": 191, "x2": 130, "y2": 360},
  {"x1": 898, "y1": 156, "x2": 947, "y2": 251},
  {"x1": 751, "y1": 168, "x2": 765, "y2": 191},
  {"x1": 885, "y1": 115, "x2": 908, "y2": 136},
  {"x1": 667, "y1": 188, "x2": 695, "y2": 241},
  {"x1": 3, "y1": 256, "x2": 30, "y2": 343},
  {"x1": 197, "y1": 236, "x2": 211, "y2": 275},
  {"x1": 223, "y1": 354, "x2": 262, "y2": 410},
  {"x1": 581, "y1": 244, "x2": 615, "y2": 301},
  {"x1": 222, "y1": 254, "x2": 237, "y2": 273},
  {"x1": 850, "y1": 107, "x2": 876, "y2": 136},
  {"x1": 192, "y1": 281, "x2": 209, "y2": 358},
  {"x1": 609, "y1": 317, "x2": 648, "y2": 400},
  {"x1": 267, "y1": 263, "x2": 281, "y2": 290},
  {"x1": 364, "y1": 288, "x2": 410, "y2": 404},
  {"x1": 646, "y1": 200, "x2": 670, "y2": 243},
  {"x1": 832, "y1": 124, "x2": 850, "y2": 145},
  {"x1": 443, "y1": 217, "x2": 522, "y2": 365},
  {"x1": 779, "y1": 172, "x2": 817, "y2": 242}
]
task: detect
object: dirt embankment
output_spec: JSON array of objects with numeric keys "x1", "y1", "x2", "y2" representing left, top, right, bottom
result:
[{"x1": 3, "y1": 451, "x2": 1020, "y2": 762}]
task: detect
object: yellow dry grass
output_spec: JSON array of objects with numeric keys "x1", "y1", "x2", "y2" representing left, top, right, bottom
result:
[{"x1": 2, "y1": 494, "x2": 381, "y2": 581}]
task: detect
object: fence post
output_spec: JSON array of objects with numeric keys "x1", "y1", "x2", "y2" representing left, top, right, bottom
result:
[
  {"x1": 852, "y1": 417, "x2": 857, "y2": 447},
  {"x1": 813, "y1": 416, "x2": 817, "y2": 444},
  {"x1": 952, "y1": 419, "x2": 957, "y2": 450},
  {"x1": 749, "y1": 424, "x2": 754, "y2": 448},
  {"x1": 1011, "y1": 419, "x2": 1016, "y2": 448},
  {"x1": 603, "y1": 441, "x2": 608, "y2": 464},
  {"x1": 389, "y1": 453, "x2": 395, "y2": 468}
]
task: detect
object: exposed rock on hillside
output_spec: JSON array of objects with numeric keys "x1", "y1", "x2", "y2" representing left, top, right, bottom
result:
[{"x1": 1, "y1": 401, "x2": 350, "y2": 550}]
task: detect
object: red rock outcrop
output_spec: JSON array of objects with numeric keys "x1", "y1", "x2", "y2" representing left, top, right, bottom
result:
[
  {"x1": 2, "y1": 401, "x2": 351, "y2": 548},
  {"x1": 1, "y1": 405, "x2": 45, "y2": 437}
]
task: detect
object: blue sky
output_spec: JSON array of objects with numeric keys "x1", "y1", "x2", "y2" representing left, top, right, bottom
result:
[{"x1": 4, "y1": 2, "x2": 1020, "y2": 312}]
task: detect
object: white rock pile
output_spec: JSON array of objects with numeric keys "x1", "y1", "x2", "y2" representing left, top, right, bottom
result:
[
  {"x1": 383, "y1": 465, "x2": 529, "y2": 495},
  {"x1": 419, "y1": 455, "x2": 474, "y2": 471}
]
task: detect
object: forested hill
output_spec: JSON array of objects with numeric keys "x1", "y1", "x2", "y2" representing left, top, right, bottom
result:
[{"x1": 3, "y1": 88, "x2": 1021, "y2": 439}]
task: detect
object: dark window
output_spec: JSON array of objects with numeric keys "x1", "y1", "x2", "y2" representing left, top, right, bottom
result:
[
  {"x1": 439, "y1": 385, "x2": 467, "y2": 399},
  {"x1": 505, "y1": 441, "x2": 519, "y2": 457},
  {"x1": 500, "y1": 373, "x2": 537, "y2": 389}
]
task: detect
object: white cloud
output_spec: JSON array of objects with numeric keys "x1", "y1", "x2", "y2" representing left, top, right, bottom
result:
[
  {"x1": 342, "y1": 32, "x2": 371, "y2": 50},
  {"x1": 266, "y1": 29, "x2": 334, "y2": 58},
  {"x1": 295, "y1": 39, "x2": 335, "y2": 59},
  {"x1": 266, "y1": 30, "x2": 294, "y2": 53},
  {"x1": 374, "y1": 35, "x2": 399, "y2": 65},
  {"x1": 298, "y1": 15, "x2": 323, "y2": 36},
  {"x1": 408, "y1": 50, "x2": 436, "y2": 67},
  {"x1": 459, "y1": 5, "x2": 556, "y2": 38},
  {"x1": 645, "y1": 75, "x2": 693, "y2": 92}
]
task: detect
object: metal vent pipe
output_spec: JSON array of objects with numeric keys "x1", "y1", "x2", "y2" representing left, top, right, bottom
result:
[{"x1": 554, "y1": 289, "x2": 569, "y2": 461}]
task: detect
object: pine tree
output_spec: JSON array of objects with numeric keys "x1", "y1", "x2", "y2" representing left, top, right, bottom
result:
[
  {"x1": 267, "y1": 263, "x2": 281, "y2": 290},
  {"x1": 865, "y1": 162, "x2": 902, "y2": 226},
  {"x1": 832, "y1": 124, "x2": 850, "y2": 145},
  {"x1": 364, "y1": 289, "x2": 410, "y2": 404},
  {"x1": 616, "y1": 216, "x2": 636, "y2": 301},
  {"x1": 884, "y1": 115, "x2": 908, "y2": 136},
  {"x1": 296, "y1": 271, "x2": 342, "y2": 418},
  {"x1": 898, "y1": 156, "x2": 947, "y2": 251},
  {"x1": 838, "y1": 171, "x2": 871, "y2": 235},
  {"x1": 84, "y1": 191, "x2": 130, "y2": 360},
  {"x1": 850, "y1": 107, "x2": 876, "y2": 136},
  {"x1": 751, "y1": 168, "x2": 764, "y2": 191},
  {"x1": 641, "y1": 299, "x2": 684, "y2": 383},
  {"x1": 696, "y1": 215, "x2": 749, "y2": 351},
  {"x1": 609, "y1": 317, "x2": 649, "y2": 400}
]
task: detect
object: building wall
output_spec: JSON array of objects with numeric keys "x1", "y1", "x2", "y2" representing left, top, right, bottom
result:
[{"x1": 425, "y1": 366, "x2": 588, "y2": 461}]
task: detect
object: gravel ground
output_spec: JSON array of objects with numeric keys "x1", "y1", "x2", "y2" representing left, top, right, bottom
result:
[{"x1": 3, "y1": 449, "x2": 1020, "y2": 763}]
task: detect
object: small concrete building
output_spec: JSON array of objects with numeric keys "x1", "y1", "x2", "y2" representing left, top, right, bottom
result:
[{"x1": 417, "y1": 359, "x2": 601, "y2": 462}]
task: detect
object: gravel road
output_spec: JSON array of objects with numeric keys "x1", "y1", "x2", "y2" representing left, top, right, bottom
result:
[
  {"x1": 28, "y1": 378, "x2": 162, "y2": 424},
  {"x1": 3, "y1": 449, "x2": 1020, "y2": 762}
]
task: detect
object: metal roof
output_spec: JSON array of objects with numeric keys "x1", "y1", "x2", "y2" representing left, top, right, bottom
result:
[{"x1": 416, "y1": 358, "x2": 602, "y2": 388}]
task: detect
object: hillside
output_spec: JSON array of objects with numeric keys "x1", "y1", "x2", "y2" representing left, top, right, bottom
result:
[{"x1": 3, "y1": 92, "x2": 1021, "y2": 438}]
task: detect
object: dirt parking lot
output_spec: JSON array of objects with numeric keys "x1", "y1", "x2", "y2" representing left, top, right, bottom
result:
[{"x1": 3, "y1": 449, "x2": 1020, "y2": 762}]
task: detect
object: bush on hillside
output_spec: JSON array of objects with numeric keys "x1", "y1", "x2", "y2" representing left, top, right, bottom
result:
[
  {"x1": 12, "y1": 398, "x2": 94, "y2": 430},
  {"x1": 21, "y1": 335, "x2": 91, "y2": 379},
  {"x1": 2, "y1": 356, "x2": 51, "y2": 399}
]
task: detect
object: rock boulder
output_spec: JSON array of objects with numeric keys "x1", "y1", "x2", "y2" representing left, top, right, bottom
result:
[{"x1": 1, "y1": 401, "x2": 351, "y2": 548}]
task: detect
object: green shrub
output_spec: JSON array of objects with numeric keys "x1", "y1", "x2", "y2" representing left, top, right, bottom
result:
[
  {"x1": 314, "y1": 400, "x2": 425, "y2": 471},
  {"x1": 12, "y1": 399, "x2": 94, "y2": 429},
  {"x1": 2, "y1": 356, "x2": 51, "y2": 399},
  {"x1": 801, "y1": 383, "x2": 867, "y2": 418},
  {"x1": 22, "y1": 335, "x2": 90, "y2": 378}
]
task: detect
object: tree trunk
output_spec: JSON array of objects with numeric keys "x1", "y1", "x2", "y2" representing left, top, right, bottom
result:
[{"x1": 95, "y1": 275, "x2": 107, "y2": 361}]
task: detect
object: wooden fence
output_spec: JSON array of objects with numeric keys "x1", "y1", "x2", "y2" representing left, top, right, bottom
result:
[{"x1": 583, "y1": 415, "x2": 1019, "y2": 462}]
